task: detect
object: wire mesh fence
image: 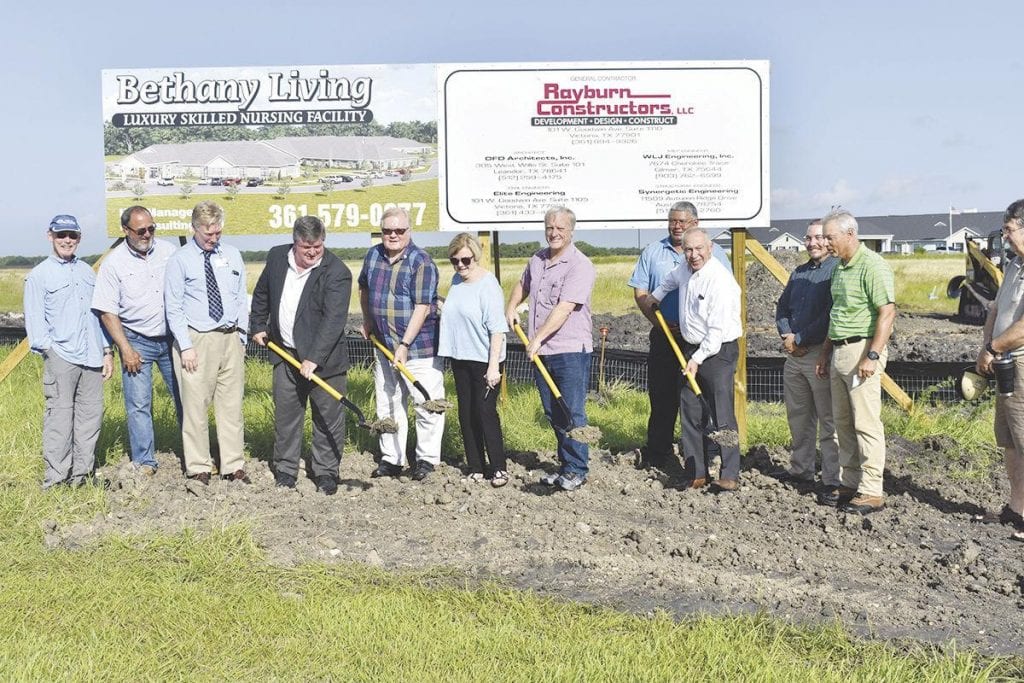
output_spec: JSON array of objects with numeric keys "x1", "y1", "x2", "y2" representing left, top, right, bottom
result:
[{"x1": 2, "y1": 327, "x2": 967, "y2": 404}]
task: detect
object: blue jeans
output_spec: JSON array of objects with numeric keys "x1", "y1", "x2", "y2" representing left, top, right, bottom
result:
[
  {"x1": 121, "y1": 329, "x2": 182, "y2": 468},
  {"x1": 534, "y1": 351, "x2": 591, "y2": 477}
]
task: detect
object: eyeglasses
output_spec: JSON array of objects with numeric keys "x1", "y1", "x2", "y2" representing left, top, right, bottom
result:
[
  {"x1": 126, "y1": 224, "x2": 157, "y2": 237},
  {"x1": 52, "y1": 231, "x2": 80, "y2": 240},
  {"x1": 668, "y1": 219, "x2": 697, "y2": 227},
  {"x1": 449, "y1": 256, "x2": 473, "y2": 266},
  {"x1": 1003, "y1": 223, "x2": 1023, "y2": 236},
  {"x1": 381, "y1": 228, "x2": 408, "y2": 236}
]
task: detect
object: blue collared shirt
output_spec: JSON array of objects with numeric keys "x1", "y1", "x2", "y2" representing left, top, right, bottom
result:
[
  {"x1": 776, "y1": 256, "x2": 838, "y2": 346},
  {"x1": 24, "y1": 255, "x2": 108, "y2": 367},
  {"x1": 92, "y1": 239, "x2": 177, "y2": 338},
  {"x1": 164, "y1": 239, "x2": 248, "y2": 351}
]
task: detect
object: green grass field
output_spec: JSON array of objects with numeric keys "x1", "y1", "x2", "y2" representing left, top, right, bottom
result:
[
  {"x1": 0, "y1": 351, "x2": 1018, "y2": 680},
  {"x1": 5, "y1": 252, "x2": 970, "y2": 319},
  {"x1": 104, "y1": 178, "x2": 440, "y2": 236}
]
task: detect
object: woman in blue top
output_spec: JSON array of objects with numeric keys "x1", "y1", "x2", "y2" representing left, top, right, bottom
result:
[{"x1": 438, "y1": 233, "x2": 509, "y2": 486}]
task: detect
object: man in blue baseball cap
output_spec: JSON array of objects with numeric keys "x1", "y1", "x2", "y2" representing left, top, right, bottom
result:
[{"x1": 24, "y1": 215, "x2": 114, "y2": 488}]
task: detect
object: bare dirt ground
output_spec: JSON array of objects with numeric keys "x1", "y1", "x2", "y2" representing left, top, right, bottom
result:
[
  {"x1": 26, "y1": 257, "x2": 1022, "y2": 657},
  {"x1": 592, "y1": 251, "x2": 984, "y2": 362},
  {"x1": 45, "y1": 436, "x2": 1024, "y2": 657}
]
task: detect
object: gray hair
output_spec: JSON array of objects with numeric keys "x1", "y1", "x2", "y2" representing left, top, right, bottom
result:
[
  {"x1": 1004, "y1": 200, "x2": 1024, "y2": 229},
  {"x1": 381, "y1": 206, "x2": 411, "y2": 228},
  {"x1": 120, "y1": 205, "x2": 152, "y2": 228},
  {"x1": 191, "y1": 200, "x2": 224, "y2": 230},
  {"x1": 669, "y1": 201, "x2": 698, "y2": 220},
  {"x1": 293, "y1": 215, "x2": 326, "y2": 243},
  {"x1": 544, "y1": 206, "x2": 576, "y2": 230},
  {"x1": 822, "y1": 208, "x2": 858, "y2": 236}
]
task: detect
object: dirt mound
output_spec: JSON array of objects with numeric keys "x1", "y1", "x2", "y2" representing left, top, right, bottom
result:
[
  {"x1": 43, "y1": 441, "x2": 1024, "y2": 656},
  {"x1": 591, "y1": 253, "x2": 984, "y2": 362}
]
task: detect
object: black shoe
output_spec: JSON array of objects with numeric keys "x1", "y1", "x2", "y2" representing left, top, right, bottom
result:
[
  {"x1": 371, "y1": 461, "x2": 403, "y2": 478},
  {"x1": 411, "y1": 461, "x2": 435, "y2": 481},
  {"x1": 772, "y1": 470, "x2": 814, "y2": 485},
  {"x1": 817, "y1": 485, "x2": 855, "y2": 508},
  {"x1": 315, "y1": 475, "x2": 338, "y2": 496},
  {"x1": 187, "y1": 472, "x2": 210, "y2": 485},
  {"x1": 274, "y1": 472, "x2": 297, "y2": 489}
]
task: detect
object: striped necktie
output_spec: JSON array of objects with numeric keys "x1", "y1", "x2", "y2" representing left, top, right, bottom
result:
[{"x1": 204, "y1": 250, "x2": 224, "y2": 321}]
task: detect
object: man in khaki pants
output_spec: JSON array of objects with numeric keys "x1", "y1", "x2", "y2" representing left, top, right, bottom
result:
[
  {"x1": 165, "y1": 201, "x2": 249, "y2": 484},
  {"x1": 816, "y1": 208, "x2": 895, "y2": 515},
  {"x1": 775, "y1": 219, "x2": 841, "y2": 501}
]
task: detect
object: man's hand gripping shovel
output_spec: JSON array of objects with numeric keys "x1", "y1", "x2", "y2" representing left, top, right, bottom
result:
[
  {"x1": 368, "y1": 335, "x2": 453, "y2": 414},
  {"x1": 267, "y1": 341, "x2": 397, "y2": 434},
  {"x1": 512, "y1": 320, "x2": 601, "y2": 445},
  {"x1": 651, "y1": 303, "x2": 739, "y2": 448}
]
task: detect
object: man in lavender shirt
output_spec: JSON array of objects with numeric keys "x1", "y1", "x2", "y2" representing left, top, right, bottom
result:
[{"x1": 506, "y1": 206, "x2": 596, "y2": 491}]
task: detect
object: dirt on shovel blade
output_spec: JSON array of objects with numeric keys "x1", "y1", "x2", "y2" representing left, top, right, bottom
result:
[
  {"x1": 367, "y1": 417, "x2": 399, "y2": 434},
  {"x1": 708, "y1": 429, "x2": 740, "y2": 448},
  {"x1": 422, "y1": 399, "x2": 454, "y2": 413},
  {"x1": 567, "y1": 424, "x2": 603, "y2": 445}
]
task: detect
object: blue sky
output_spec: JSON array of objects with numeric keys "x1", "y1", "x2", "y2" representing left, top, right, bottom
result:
[{"x1": 3, "y1": 0, "x2": 1021, "y2": 256}]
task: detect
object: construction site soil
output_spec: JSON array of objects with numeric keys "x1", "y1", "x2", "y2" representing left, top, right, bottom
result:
[{"x1": 24, "y1": 256, "x2": 1024, "y2": 658}]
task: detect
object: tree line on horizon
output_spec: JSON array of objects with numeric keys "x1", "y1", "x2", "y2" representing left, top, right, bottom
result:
[{"x1": 104, "y1": 120, "x2": 439, "y2": 156}]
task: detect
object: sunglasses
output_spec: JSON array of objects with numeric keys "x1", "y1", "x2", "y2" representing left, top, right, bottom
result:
[
  {"x1": 449, "y1": 256, "x2": 474, "y2": 267},
  {"x1": 125, "y1": 224, "x2": 157, "y2": 237},
  {"x1": 52, "y1": 231, "x2": 80, "y2": 240},
  {"x1": 381, "y1": 227, "x2": 408, "y2": 236}
]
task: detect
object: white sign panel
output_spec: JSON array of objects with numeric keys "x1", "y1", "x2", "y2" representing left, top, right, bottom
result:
[{"x1": 437, "y1": 60, "x2": 769, "y2": 230}]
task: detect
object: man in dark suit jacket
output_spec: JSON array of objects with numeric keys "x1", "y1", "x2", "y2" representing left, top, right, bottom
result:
[{"x1": 250, "y1": 216, "x2": 352, "y2": 495}]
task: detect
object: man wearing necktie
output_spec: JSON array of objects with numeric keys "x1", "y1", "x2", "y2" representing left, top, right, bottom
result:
[{"x1": 165, "y1": 201, "x2": 249, "y2": 485}]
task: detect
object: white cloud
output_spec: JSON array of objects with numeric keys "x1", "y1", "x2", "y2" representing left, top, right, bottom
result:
[{"x1": 811, "y1": 179, "x2": 859, "y2": 208}]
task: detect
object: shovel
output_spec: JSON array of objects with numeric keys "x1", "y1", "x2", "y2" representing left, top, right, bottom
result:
[
  {"x1": 367, "y1": 335, "x2": 453, "y2": 413},
  {"x1": 512, "y1": 320, "x2": 601, "y2": 444},
  {"x1": 651, "y1": 303, "x2": 734, "y2": 444},
  {"x1": 267, "y1": 341, "x2": 395, "y2": 434}
]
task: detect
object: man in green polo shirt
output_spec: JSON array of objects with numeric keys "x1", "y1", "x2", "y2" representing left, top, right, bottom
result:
[{"x1": 815, "y1": 209, "x2": 896, "y2": 515}]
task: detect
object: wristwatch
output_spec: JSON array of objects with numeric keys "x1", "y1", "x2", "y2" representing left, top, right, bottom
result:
[
  {"x1": 866, "y1": 350, "x2": 880, "y2": 361},
  {"x1": 398, "y1": 340, "x2": 410, "y2": 349}
]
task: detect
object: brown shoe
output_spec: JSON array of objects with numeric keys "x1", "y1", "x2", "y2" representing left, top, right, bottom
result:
[
  {"x1": 187, "y1": 472, "x2": 210, "y2": 485},
  {"x1": 678, "y1": 477, "x2": 707, "y2": 490},
  {"x1": 841, "y1": 494, "x2": 885, "y2": 515},
  {"x1": 221, "y1": 469, "x2": 250, "y2": 484},
  {"x1": 711, "y1": 478, "x2": 739, "y2": 493}
]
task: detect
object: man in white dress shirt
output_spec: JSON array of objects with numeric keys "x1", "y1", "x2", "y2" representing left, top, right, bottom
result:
[{"x1": 643, "y1": 228, "x2": 743, "y2": 492}]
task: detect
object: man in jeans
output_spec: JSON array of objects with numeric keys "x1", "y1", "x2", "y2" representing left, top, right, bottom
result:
[
  {"x1": 92, "y1": 205, "x2": 182, "y2": 476},
  {"x1": 25, "y1": 215, "x2": 114, "y2": 488},
  {"x1": 506, "y1": 206, "x2": 596, "y2": 491}
]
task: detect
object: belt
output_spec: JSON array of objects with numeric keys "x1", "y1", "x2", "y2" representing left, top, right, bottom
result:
[
  {"x1": 830, "y1": 336, "x2": 865, "y2": 346},
  {"x1": 191, "y1": 325, "x2": 239, "y2": 334}
]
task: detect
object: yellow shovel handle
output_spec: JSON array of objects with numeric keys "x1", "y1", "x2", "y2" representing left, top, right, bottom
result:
[
  {"x1": 512, "y1": 321, "x2": 563, "y2": 400},
  {"x1": 653, "y1": 308, "x2": 703, "y2": 397},
  {"x1": 368, "y1": 335, "x2": 419, "y2": 385},
  {"x1": 267, "y1": 341, "x2": 342, "y2": 401}
]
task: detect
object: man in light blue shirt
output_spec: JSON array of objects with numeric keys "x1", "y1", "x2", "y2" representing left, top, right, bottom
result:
[
  {"x1": 165, "y1": 200, "x2": 249, "y2": 484},
  {"x1": 25, "y1": 215, "x2": 113, "y2": 488},
  {"x1": 92, "y1": 205, "x2": 182, "y2": 476}
]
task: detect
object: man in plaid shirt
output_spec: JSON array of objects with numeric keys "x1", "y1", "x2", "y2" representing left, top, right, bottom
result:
[{"x1": 359, "y1": 207, "x2": 444, "y2": 481}]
